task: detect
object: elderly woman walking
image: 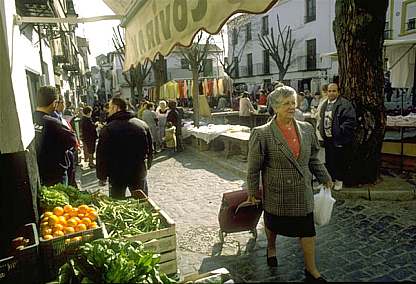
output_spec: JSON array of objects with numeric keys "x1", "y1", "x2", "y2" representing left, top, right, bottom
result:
[
  {"x1": 246, "y1": 86, "x2": 333, "y2": 283},
  {"x1": 156, "y1": 100, "x2": 168, "y2": 149}
]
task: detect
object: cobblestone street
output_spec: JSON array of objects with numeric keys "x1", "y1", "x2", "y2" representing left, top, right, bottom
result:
[{"x1": 81, "y1": 149, "x2": 416, "y2": 282}]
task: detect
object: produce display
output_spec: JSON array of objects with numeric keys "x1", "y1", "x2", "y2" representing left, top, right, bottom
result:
[
  {"x1": 97, "y1": 199, "x2": 162, "y2": 238},
  {"x1": 39, "y1": 184, "x2": 102, "y2": 212},
  {"x1": 57, "y1": 239, "x2": 174, "y2": 283},
  {"x1": 39, "y1": 204, "x2": 98, "y2": 240}
]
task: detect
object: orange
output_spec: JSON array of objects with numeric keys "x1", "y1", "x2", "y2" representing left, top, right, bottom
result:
[
  {"x1": 40, "y1": 221, "x2": 49, "y2": 230},
  {"x1": 78, "y1": 205, "x2": 90, "y2": 214},
  {"x1": 48, "y1": 215, "x2": 59, "y2": 226},
  {"x1": 53, "y1": 207, "x2": 64, "y2": 216},
  {"x1": 86, "y1": 212, "x2": 98, "y2": 221},
  {"x1": 42, "y1": 228, "x2": 53, "y2": 236},
  {"x1": 77, "y1": 213, "x2": 85, "y2": 219},
  {"x1": 53, "y1": 224, "x2": 64, "y2": 232},
  {"x1": 73, "y1": 217, "x2": 81, "y2": 223},
  {"x1": 81, "y1": 217, "x2": 91, "y2": 226},
  {"x1": 67, "y1": 218, "x2": 78, "y2": 227},
  {"x1": 64, "y1": 227, "x2": 75, "y2": 235},
  {"x1": 58, "y1": 216, "x2": 67, "y2": 226},
  {"x1": 75, "y1": 223, "x2": 87, "y2": 232},
  {"x1": 41, "y1": 216, "x2": 49, "y2": 223},
  {"x1": 42, "y1": 211, "x2": 54, "y2": 219},
  {"x1": 53, "y1": 230, "x2": 64, "y2": 237},
  {"x1": 88, "y1": 222, "x2": 98, "y2": 229},
  {"x1": 43, "y1": 234, "x2": 53, "y2": 240},
  {"x1": 63, "y1": 204, "x2": 73, "y2": 213},
  {"x1": 71, "y1": 236, "x2": 82, "y2": 242},
  {"x1": 69, "y1": 209, "x2": 78, "y2": 217},
  {"x1": 63, "y1": 213, "x2": 71, "y2": 220}
]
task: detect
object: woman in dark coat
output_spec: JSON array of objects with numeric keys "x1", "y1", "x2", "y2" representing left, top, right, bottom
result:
[{"x1": 80, "y1": 106, "x2": 98, "y2": 168}]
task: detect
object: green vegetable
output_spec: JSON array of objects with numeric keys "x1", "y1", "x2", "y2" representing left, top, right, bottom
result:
[
  {"x1": 39, "y1": 187, "x2": 69, "y2": 211},
  {"x1": 97, "y1": 199, "x2": 162, "y2": 238},
  {"x1": 58, "y1": 239, "x2": 174, "y2": 284}
]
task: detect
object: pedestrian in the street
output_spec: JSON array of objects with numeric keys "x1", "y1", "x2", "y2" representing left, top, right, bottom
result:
[
  {"x1": 51, "y1": 95, "x2": 80, "y2": 188},
  {"x1": 246, "y1": 85, "x2": 333, "y2": 282},
  {"x1": 239, "y1": 91, "x2": 256, "y2": 128},
  {"x1": 142, "y1": 102, "x2": 160, "y2": 152},
  {"x1": 96, "y1": 97, "x2": 153, "y2": 198},
  {"x1": 164, "y1": 122, "x2": 177, "y2": 152},
  {"x1": 137, "y1": 100, "x2": 148, "y2": 119},
  {"x1": 156, "y1": 100, "x2": 168, "y2": 149},
  {"x1": 297, "y1": 92, "x2": 310, "y2": 113},
  {"x1": 166, "y1": 100, "x2": 183, "y2": 151},
  {"x1": 80, "y1": 106, "x2": 98, "y2": 168},
  {"x1": 318, "y1": 83, "x2": 357, "y2": 191},
  {"x1": 33, "y1": 86, "x2": 77, "y2": 186},
  {"x1": 267, "y1": 81, "x2": 285, "y2": 116}
]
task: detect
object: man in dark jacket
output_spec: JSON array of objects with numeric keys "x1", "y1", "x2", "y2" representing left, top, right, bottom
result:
[
  {"x1": 33, "y1": 86, "x2": 77, "y2": 186},
  {"x1": 96, "y1": 97, "x2": 153, "y2": 198},
  {"x1": 80, "y1": 106, "x2": 98, "y2": 168},
  {"x1": 166, "y1": 100, "x2": 183, "y2": 151},
  {"x1": 319, "y1": 83, "x2": 357, "y2": 191}
]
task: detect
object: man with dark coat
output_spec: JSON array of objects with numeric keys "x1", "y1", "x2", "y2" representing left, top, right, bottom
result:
[
  {"x1": 166, "y1": 100, "x2": 183, "y2": 151},
  {"x1": 33, "y1": 86, "x2": 77, "y2": 186},
  {"x1": 96, "y1": 97, "x2": 153, "y2": 198},
  {"x1": 318, "y1": 83, "x2": 357, "y2": 191},
  {"x1": 80, "y1": 106, "x2": 98, "y2": 168}
]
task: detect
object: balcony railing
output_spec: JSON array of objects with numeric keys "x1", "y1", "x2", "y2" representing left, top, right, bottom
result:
[
  {"x1": 239, "y1": 63, "x2": 271, "y2": 77},
  {"x1": 15, "y1": 0, "x2": 55, "y2": 17},
  {"x1": 296, "y1": 54, "x2": 322, "y2": 71},
  {"x1": 384, "y1": 29, "x2": 393, "y2": 40},
  {"x1": 407, "y1": 19, "x2": 416, "y2": 31},
  {"x1": 304, "y1": 14, "x2": 316, "y2": 23}
]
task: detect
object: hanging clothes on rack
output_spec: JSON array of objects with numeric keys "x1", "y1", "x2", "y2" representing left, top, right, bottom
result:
[
  {"x1": 213, "y1": 78, "x2": 218, "y2": 97},
  {"x1": 207, "y1": 79, "x2": 214, "y2": 96},
  {"x1": 218, "y1": 78, "x2": 224, "y2": 96},
  {"x1": 183, "y1": 80, "x2": 188, "y2": 98}
]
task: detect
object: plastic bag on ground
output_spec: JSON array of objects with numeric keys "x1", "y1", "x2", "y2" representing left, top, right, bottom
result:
[{"x1": 314, "y1": 186, "x2": 336, "y2": 226}]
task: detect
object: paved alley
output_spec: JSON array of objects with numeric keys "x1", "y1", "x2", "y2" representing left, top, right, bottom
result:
[{"x1": 81, "y1": 150, "x2": 416, "y2": 282}]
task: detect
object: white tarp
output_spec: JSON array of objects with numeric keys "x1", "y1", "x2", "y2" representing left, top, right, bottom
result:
[
  {"x1": 118, "y1": 0, "x2": 278, "y2": 70},
  {"x1": 102, "y1": 0, "x2": 133, "y2": 15}
]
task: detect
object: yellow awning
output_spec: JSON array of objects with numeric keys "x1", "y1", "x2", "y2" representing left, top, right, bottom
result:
[{"x1": 103, "y1": 0, "x2": 279, "y2": 70}]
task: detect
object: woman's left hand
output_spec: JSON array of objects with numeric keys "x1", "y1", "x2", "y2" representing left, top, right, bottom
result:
[{"x1": 324, "y1": 180, "x2": 334, "y2": 189}]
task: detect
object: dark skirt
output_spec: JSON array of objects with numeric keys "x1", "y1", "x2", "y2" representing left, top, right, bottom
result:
[{"x1": 264, "y1": 211, "x2": 316, "y2": 238}]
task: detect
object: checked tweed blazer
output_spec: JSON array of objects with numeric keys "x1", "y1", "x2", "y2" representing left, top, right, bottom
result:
[{"x1": 247, "y1": 118, "x2": 331, "y2": 216}]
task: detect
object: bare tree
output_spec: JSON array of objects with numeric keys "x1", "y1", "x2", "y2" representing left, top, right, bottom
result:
[
  {"x1": 179, "y1": 32, "x2": 211, "y2": 127},
  {"x1": 218, "y1": 26, "x2": 246, "y2": 78},
  {"x1": 112, "y1": 26, "x2": 152, "y2": 102},
  {"x1": 258, "y1": 13, "x2": 295, "y2": 81}
]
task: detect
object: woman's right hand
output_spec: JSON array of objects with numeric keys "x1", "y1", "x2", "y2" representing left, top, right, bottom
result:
[{"x1": 246, "y1": 194, "x2": 258, "y2": 204}]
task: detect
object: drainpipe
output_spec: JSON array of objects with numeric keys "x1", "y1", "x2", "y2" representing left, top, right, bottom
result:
[{"x1": 37, "y1": 24, "x2": 44, "y2": 77}]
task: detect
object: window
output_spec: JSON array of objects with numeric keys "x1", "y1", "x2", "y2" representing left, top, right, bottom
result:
[
  {"x1": 306, "y1": 39, "x2": 316, "y2": 70},
  {"x1": 232, "y1": 28, "x2": 238, "y2": 45},
  {"x1": 263, "y1": 50, "x2": 270, "y2": 74},
  {"x1": 408, "y1": 18, "x2": 416, "y2": 31},
  {"x1": 233, "y1": 56, "x2": 239, "y2": 78},
  {"x1": 181, "y1": 58, "x2": 189, "y2": 69},
  {"x1": 305, "y1": 0, "x2": 316, "y2": 23},
  {"x1": 203, "y1": 59, "x2": 213, "y2": 77},
  {"x1": 246, "y1": 23, "x2": 252, "y2": 41},
  {"x1": 262, "y1": 16, "x2": 269, "y2": 35},
  {"x1": 247, "y1": 53, "x2": 253, "y2": 76}
]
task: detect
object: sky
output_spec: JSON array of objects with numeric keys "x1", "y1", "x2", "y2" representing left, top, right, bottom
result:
[
  {"x1": 73, "y1": 0, "x2": 121, "y2": 67},
  {"x1": 73, "y1": 0, "x2": 228, "y2": 68}
]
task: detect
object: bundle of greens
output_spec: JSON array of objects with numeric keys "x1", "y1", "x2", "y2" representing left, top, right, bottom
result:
[
  {"x1": 58, "y1": 239, "x2": 174, "y2": 284},
  {"x1": 39, "y1": 184, "x2": 105, "y2": 211},
  {"x1": 97, "y1": 199, "x2": 161, "y2": 238}
]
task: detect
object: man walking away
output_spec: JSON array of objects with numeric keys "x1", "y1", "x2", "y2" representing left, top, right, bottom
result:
[
  {"x1": 319, "y1": 83, "x2": 357, "y2": 191},
  {"x1": 33, "y1": 86, "x2": 77, "y2": 186},
  {"x1": 96, "y1": 97, "x2": 153, "y2": 198},
  {"x1": 80, "y1": 106, "x2": 98, "y2": 168},
  {"x1": 166, "y1": 100, "x2": 183, "y2": 152}
]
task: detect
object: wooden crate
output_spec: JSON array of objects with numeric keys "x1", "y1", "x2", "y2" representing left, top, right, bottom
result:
[{"x1": 125, "y1": 206, "x2": 177, "y2": 276}]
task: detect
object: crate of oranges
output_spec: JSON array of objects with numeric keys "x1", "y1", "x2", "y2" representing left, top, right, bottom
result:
[{"x1": 38, "y1": 204, "x2": 104, "y2": 282}]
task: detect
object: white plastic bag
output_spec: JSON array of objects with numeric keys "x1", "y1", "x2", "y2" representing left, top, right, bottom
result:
[{"x1": 313, "y1": 187, "x2": 336, "y2": 226}]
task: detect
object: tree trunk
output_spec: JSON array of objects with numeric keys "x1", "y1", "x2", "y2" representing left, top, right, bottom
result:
[
  {"x1": 334, "y1": 0, "x2": 388, "y2": 186},
  {"x1": 192, "y1": 67, "x2": 200, "y2": 128},
  {"x1": 278, "y1": 67, "x2": 286, "y2": 81},
  {"x1": 136, "y1": 79, "x2": 144, "y2": 102}
]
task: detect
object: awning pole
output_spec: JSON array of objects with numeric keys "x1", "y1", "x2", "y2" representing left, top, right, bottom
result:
[{"x1": 13, "y1": 15, "x2": 122, "y2": 25}]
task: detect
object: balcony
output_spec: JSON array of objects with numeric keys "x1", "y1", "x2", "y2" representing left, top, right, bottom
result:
[
  {"x1": 296, "y1": 54, "x2": 321, "y2": 71},
  {"x1": 384, "y1": 29, "x2": 393, "y2": 40},
  {"x1": 15, "y1": 0, "x2": 55, "y2": 17},
  {"x1": 239, "y1": 63, "x2": 271, "y2": 77},
  {"x1": 304, "y1": 14, "x2": 316, "y2": 24},
  {"x1": 407, "y1": 19, "x2": 416, "y2": 31}
]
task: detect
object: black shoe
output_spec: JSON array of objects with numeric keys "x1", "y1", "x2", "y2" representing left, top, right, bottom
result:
[
  {"x1": 266, "y1": 250, "x2": 278, "y2": 267},
  {"x1": 304, "y1": 269, "x2": 327, "y2": 283}
]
